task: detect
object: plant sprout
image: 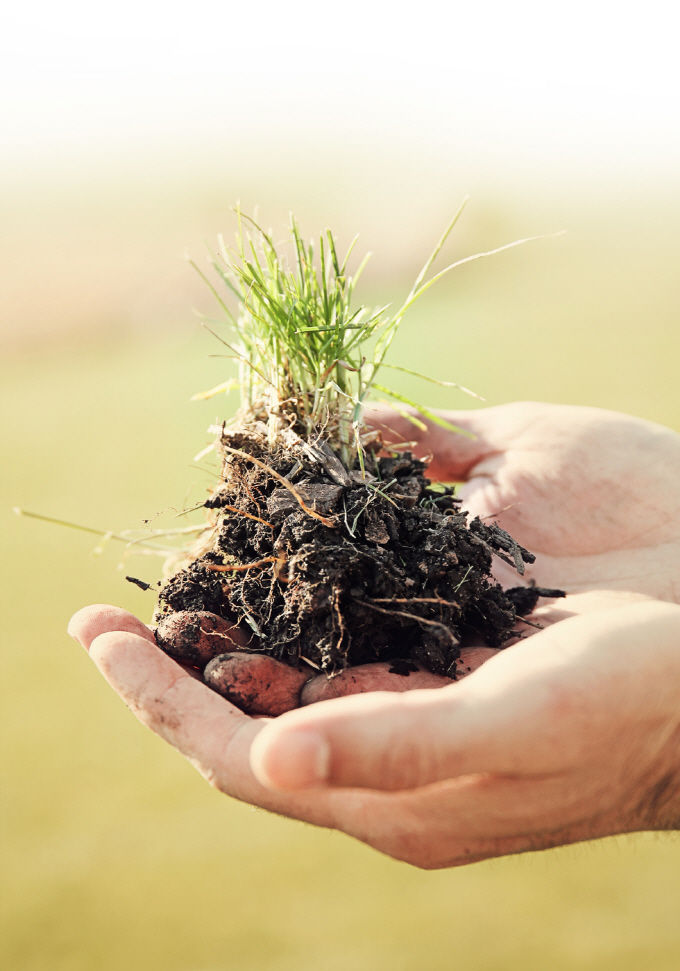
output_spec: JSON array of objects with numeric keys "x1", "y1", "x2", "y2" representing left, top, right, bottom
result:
[{"x1": 189, "y1": 199, "x2": 554, "y2": 467}]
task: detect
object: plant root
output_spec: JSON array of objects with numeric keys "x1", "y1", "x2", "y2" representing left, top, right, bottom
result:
[{"x1": 155, "y1": 429, "x2": 565, "y2": 679}]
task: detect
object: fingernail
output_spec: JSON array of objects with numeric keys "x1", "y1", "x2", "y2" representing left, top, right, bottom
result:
[
  {"x1": 281, "y1": 730, "x2": 331, "y2": 787},
  {"x1": 255, "y1": 729, "x2": 330, "y2": 790},
  {"x1": 302, "y1": 731, "x2": 331, "y2": 785},
  {"x1": 66, "y1": 622, "x2": 82, "y2": 647}
]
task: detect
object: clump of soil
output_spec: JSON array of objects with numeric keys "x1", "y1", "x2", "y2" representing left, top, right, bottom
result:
[{"x1": 154, "y1": 424, "x2": 563, "y2": 683}]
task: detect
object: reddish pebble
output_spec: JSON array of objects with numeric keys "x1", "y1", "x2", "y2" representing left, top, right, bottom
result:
[
  {"x1": 204, "y1": 652, "x2": 311, "y2": 716},
  {"x1": 300, "y1": 662, "x2": 453, "y2": 705},
  {"x1": 155, "y1": 610, "x2": 252, "y2": 668}
]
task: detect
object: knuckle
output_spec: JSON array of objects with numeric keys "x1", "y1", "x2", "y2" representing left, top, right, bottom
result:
[{"x1": 372, "y1": 734, "x2": 432, "y2": 790}]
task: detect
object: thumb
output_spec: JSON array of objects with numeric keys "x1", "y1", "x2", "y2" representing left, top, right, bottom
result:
[
  {"x1": 250, "y1": 602, "x2": 680, "y2": 793},
  {"x1": 249, "y1": 680, "x2": 508, "y2": 792},
  {"x1": 250, "y1": 605, "x2": 583, "y2": 792}
]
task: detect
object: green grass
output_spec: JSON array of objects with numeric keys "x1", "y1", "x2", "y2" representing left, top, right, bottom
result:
[
  {"x1": 189, "y1": 202, "x2": 553, "y2": 464},
  {"x1": 3, "y1": 214, "x2": 680, "y2": 970}
]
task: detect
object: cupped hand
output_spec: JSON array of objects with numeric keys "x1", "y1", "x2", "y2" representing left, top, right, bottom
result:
[
  {"x1": 67, "y1": 403, "x2": 680, "y2": 865},
  {"x1": 68, "y1": 600, "x2": 680, "y2": 868}
]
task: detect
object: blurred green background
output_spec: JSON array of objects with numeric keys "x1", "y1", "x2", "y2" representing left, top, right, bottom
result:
[{"x1": 3, "y1": 3, "x2": 680, "y2": 968}]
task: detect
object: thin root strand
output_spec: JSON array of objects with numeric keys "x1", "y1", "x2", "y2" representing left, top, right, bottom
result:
[{"x1": 207, "y1": 557, "x2": 283, "y2": 573}]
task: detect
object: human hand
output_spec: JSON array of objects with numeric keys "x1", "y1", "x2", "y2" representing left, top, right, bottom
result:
[{"x1": 68, "y1": 600, "x2": 680, "y2": 867}]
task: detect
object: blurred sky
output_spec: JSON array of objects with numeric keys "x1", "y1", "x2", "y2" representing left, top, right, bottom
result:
[
  {"x1": 1, "y1": 1, "x2": 679, "y2": 345},
  {"x1": 3, "y1": 0, "x2": 679, "y2": 177}
]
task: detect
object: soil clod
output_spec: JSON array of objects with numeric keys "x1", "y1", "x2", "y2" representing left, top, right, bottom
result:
[
  {"x1": 155, "y1": 432, "x2": 565, "y2": 694},
  {"x1": 125, "y1": 576, "x2": 153, "y2": 592}
]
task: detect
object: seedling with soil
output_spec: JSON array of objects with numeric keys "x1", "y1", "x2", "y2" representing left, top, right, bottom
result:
[{"x1": 152, "y1": 203, "x2": 563, "y2": 709}]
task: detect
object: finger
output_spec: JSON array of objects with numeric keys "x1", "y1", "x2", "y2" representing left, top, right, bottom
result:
[
  {"x1": 366, "y1": 405, "x2": 490, "y2": 481},
  {"x1": 155, "y1": 609, "x2": 254, "y2": 667},
  {"x1": 250, "y1": 685, "x2": 477, "y2": 791},
  {"x1": 366, "y1": 402, "x2": 532, "y2": 481},
  {"x1": 68, "y1": 604, "x2": 156, "y2": 649},
  {"x1": 255, "y1": 648, "x2": 509, "y2": 792},
  {"x1": 83, "y1": 626, "x2": 518, "y2": 859},
  {"x1": 300, "y1": 662, "x2": 453, "y2": 705},
  {"x1": 205, "y1": 652, "x2": 311, "y2": 715},
  {"x1": 87, "y1": 628, "x2": 344, "y2": 827},
  {"x1": 300, "y1": 651, "x2": 497, "y2": 706},
  {"x1": 85, "y1": 630, "x2": 552, "y2": 867},
  {"x1": 526, "y1": 590, "x2": 652, "y2": 629},
  {"x1": 249, "y1": 602, "x2": 680, "y2": 793}
]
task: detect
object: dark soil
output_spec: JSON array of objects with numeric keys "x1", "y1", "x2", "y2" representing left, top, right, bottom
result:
[{"x1": 155, "y1": 427, "x2": 563, "y2": 679}]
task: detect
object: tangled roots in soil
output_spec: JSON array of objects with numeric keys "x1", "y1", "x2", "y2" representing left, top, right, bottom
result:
[{"x1": 155, "y1": 427, "x2": 564, "y2": 679}]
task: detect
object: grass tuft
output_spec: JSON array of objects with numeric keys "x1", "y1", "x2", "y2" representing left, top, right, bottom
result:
[{"x1": 190, "y1": 199, "x2": 556, "y2": 465}]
